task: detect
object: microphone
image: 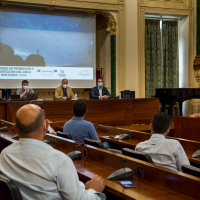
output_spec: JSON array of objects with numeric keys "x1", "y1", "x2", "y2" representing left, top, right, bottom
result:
[
  {"x1": 119, "y1": 131, "x2": 131, "y2": 140},
  {"x1": 67, "y1": 143, "x2": 83, "y2": 160},
  {"x1": 107, "y1": 157, "x2": 133, "y2": 180},
  {"x1": 123, "y1": 158, "x2": 127, "y2": 171},
  {"x1": 84, "y1": 149, "x2": 88, "y2": 161},
  {"x1": 0, "y1": 126, "x2": 8, "y2": 131},
  {"x1": 29, "y1": 100, "x2": 37, "y2": 104}
]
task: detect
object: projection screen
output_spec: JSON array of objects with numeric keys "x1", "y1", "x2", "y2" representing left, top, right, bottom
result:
[{"x1": 0, "y1": 7, "x2": 96, "y2": 88}]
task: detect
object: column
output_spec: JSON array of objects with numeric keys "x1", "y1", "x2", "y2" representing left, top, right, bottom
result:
[{"x1": 111, "y1": 35, "x2": 116, "y2": 98}]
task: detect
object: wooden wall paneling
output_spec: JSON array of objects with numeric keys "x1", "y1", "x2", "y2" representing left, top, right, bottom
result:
[
  {"x1": 132, "y1": 98, "x2": 160, "y2": 124},
  {"x1": 43, "y1": 101, "x2": 74, "y2": 122},
  {"x1": 2, "y1": 99, "x2": 160, "y2": 125},
  {"x1": 85, "y1": 99, "x2": 132, "y2": 126},
  {"x1": 174, "y1": 116, "x2": 200, "y2": 141},
  {"x1": 0, "y1": 102, "x2": 7, "y2": 121},
  {"x1": 6, "y1": 101, "x2": 28, "y2": 122}
]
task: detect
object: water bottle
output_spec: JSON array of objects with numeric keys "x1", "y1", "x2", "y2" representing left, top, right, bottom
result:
[
  {"x1": 75, "y1": 93, "x2": 77, "y2": 100},
  {"x1": 119, "y1": 92, "x2": 121, "y2": 99}
]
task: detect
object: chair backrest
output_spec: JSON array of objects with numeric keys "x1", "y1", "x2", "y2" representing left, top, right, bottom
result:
[
  {"x1": 84, "y1": 138, "x2": 105, "y2": 149},
  {"x1": 0, "y1": 173, "x2": 23, "y2": 200},
  {"x1": 108, "y1": 148, "x2": 122, "y2": 154},
  {"x1": 57, "y1": 131, "x2": 73, "y2": 140},
  {"x1": 182, "y1": 165, "x2": 200, "y2": 178},
  {"x1": 122, "y1": 148, "x2": 154, "y2": 164}
]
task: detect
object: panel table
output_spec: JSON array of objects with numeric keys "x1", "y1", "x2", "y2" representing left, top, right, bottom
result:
[{"x1": 0, "y1": 98, "x2": 159, "y2": 125}]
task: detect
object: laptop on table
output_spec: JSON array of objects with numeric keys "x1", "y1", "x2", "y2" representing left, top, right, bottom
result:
[{"x1": 26, "y1": 93, "x2": 39, "y2": 100}]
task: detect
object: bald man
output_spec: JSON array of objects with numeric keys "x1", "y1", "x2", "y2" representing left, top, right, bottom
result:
[
  {"x1": 55, "y1": 78, "x2": 75, "y2": 100},
  {"x1": 0, "y1": 104, "x2": 105, "y2": 200}
]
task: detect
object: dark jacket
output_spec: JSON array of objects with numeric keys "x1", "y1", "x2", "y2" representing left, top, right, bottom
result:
[{"x1": 91, "y1": 86, "x2": 111, "y2": 99}]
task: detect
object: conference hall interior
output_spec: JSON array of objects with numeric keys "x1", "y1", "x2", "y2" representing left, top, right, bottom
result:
[{"x1": 0, "y1": 0, "x2": 200, "y2": 200}]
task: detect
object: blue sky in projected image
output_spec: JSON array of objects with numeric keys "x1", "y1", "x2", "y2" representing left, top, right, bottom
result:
[{"x1": 0, "y1": 11, "x2": 94, "y2": 67}]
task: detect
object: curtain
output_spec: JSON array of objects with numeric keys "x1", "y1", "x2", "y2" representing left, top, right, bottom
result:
[
  {"x1": 162, "y1": 21, "x2": 179, "y2": 88},
  {"x1": 145, "y1": 19, "x2": 162, "y2": 98}
]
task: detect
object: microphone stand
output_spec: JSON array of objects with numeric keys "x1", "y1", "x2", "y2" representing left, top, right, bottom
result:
[{"x1": 67, "y1": 143, "x2": 83, "y2": 160}]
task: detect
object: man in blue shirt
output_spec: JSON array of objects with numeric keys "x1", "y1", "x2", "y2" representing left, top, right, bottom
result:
[{"x1": 64, "y1": 99, "x2": 99, "y2": 143}]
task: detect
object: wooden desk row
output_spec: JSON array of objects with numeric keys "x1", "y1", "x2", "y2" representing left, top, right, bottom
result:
[
  {"x1": 0, "y1": 125, "x2": 199, "y2": 200},
  {"x1": 50, "y1": 121, "x2": 200, "y2": 166},
  {"x1": 94, "y1": 124, "x2": 200, "y2": 166},
  {"x1": 0, "y1": 98, "x2": 159, "y2": 125}
]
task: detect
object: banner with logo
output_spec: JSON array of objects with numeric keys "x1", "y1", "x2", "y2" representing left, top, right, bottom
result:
[{"x1": 0, "y1": 66, "x2": 93, "y2": 80}]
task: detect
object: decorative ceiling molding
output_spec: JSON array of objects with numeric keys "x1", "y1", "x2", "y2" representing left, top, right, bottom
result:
[
  {"x1": 86, "y1": 10, "x2": 116, "y2": 35},
  {"x1": 149, "y1": 0, "x2": 183, "y2": 2},
  {"x1": 139, "y1": 0, "x2": 193, "y2": 10}
]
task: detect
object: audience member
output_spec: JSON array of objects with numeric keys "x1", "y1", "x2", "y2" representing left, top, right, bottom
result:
[
  {"x1": 135, "y1": 112, "x2": 190, "y2": 171},
  {"x1": 64, "y1": 99, "x2": 110, "y2": 149},
  {"x1": 0, "y1": 104, "x2": 105, "y2": 200}
]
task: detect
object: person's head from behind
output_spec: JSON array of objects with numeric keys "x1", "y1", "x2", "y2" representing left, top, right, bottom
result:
[
  {"x1": 34, "y1": 102, "x2": 44, "y2": 110},
  {"x1": 151, "y1": 112, "x2": 171, "y2": 136},
  {"x1": 22, "y1": 80, "x2": 29, "y2": 89},
  {"x1": 73, "y1": 99, "x2": 87, "y2": 117},
  {"x1": 14, "y1": 104, "x2": 49, "y2": 140}
]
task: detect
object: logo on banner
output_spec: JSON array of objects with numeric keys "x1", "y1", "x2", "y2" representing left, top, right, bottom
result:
[
  {"x1": 37, "y1": 70, "x2": 40, "y2": 72},
  {"x1": 54, "y1": 70, "x2": 57, "y2": 72},
  {"x1": 59, "y1": 70, "x2": 66, "y2": 77}
]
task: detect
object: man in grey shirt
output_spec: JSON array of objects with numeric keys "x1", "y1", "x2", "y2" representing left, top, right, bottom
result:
[
  {"x1": 16, "y1": 80, "x2": 34, "y2": 100},
  {"x1": 0, "y1": 104, "x2": 106, "y2": 200}
]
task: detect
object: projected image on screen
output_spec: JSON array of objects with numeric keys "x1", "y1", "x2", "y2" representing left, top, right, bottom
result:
[{"x1": 0, "y1": 9, "x2": 95, "y2": 80}]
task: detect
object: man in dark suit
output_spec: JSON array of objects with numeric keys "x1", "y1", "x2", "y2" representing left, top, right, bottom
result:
[{"x1": 91, "y1": 78, "x2": 111, "y2": 99}]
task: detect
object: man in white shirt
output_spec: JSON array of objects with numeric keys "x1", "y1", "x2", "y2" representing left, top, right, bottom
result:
[
  {"x1": 135, "y1": 112, "x2": 190, "y2": 172},
  {"x1": 0, "y1": 104, "x2": 106, "y2": 200}
]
